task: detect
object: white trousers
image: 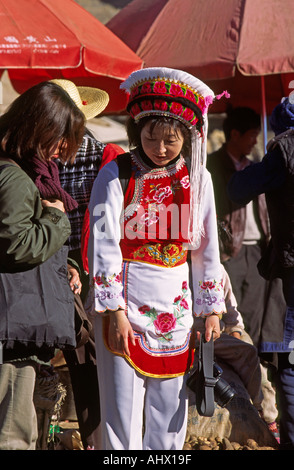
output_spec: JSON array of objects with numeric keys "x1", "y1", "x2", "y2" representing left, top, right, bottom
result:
[{"x1": 94, "y1": 316, "x2": 188, "y2": 450}]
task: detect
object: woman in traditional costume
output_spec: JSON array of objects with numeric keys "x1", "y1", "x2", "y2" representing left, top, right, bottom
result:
[{"x1": 86, "y1": 67, "x2": 227, "y2": 450}]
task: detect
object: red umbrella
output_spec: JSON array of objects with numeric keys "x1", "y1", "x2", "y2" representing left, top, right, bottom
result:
[
  {"x1": 107, "y1": 0, "x2": 294, "y2": 145},
  {"x1": 0, "y1": 0, "x2": 143, "y2": 113}
]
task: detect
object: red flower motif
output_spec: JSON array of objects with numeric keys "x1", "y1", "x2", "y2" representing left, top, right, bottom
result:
[
  {"x1": 182, "y1": 107, "x2": 195, "y2": 122},
  {"x1": 130, "y1": 86, "x2": 139, "y2": 99},
  {"x1": 93, "y1": 275, "x2": 103, "y2": 285},
  {"x1": 198, "y1": 96, "x2": 206, "y2": 112},
  {"x1": 141, "y1": 100, "x2": 153, "y2": 111},
  {"x1": 174, "y1": 295, "x2": 181, "y2": 303},
  {"x1": 201, "y1": 281, "x2": 216, "y2": 290},
  {"x1": 182, "y1": 281, "x2": 188, "y2": 291},
  {"x1": 130, "y1": 103, "x2": 141, "y2": 117},
  {"x1": 153, "y1": 81, "x2": 167, "y2": 94},
  {"x1": 154, "y1": 100, "x2": 168, "y2": 111},
  {"x1": 180, "y1": 298, "x2": 189, "y2": 309},
  {"x1": 185, "y1": 89, "x2": 197, "y2": 103},
  {"x1": 170, "y1": 84, "x2": 184, "y2": 97},
  {"x1": 93, "y1": 275, "x2": 110, "y2": 287},
  {"x1": 170, "y1": 102, "x2": 183, "y2": 116},
  {"x1": 141, "y1": 82, "x2": 152, "y2": 94},
  {"x1": 139, "y1": 305, "x2": 150, "y2": 314},
  {"x1": 154, "y1": 312, "x2": 177, "y2": 334}
]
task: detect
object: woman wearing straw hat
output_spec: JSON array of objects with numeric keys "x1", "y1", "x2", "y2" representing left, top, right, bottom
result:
[{"x1": 86, "y1": 67, "x2": 228, "y2": 450}]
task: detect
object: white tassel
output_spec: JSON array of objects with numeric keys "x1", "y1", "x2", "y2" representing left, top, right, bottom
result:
[{"x1": 188, "y1": 117, "x2": 208, "y2": 249}]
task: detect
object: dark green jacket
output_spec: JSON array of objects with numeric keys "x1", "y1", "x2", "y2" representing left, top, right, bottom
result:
[{"x1": 0, "y1": 160, "x2": 71, "y2": 271}]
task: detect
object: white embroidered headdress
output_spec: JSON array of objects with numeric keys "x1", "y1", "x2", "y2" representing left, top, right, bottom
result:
[{"x1": 121, "y1": 67, "x2": 229, "y2": 248}]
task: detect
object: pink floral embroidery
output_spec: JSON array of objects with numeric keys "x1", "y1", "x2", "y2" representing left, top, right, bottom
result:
[
  {"x1": 185, "y1": 89, "x2": 197, "y2": 103},
  {"x1": 180, "y1": 175, "x2": 190, "y2": 189},
  {"x1": 93, "y1": 275, "x2": 110, "y2": 287},
  {"x1": 138, "y1": 281, "x2": 189, "y2": 342},
  {"x1": 93, "y1": 272, "x2": 123, "y2": 304},
  {"x1": 170, "y1": 102, "x2": 183, "y2": 116},
  {"x1": 139, "y1": 210, "x2": 159, "y2": 227},
  {"x1": 130, "y1": 103, "x2": 141, "y2": 117},
  {"x1": 199, "y1": 279, "x2": 224, "y2": 297},
  {"x1": 170, "y1": 84, "x2": 184, "y2": 97},
  {"x1": 153, "y1": 186, "x2": 173, "y2": 203},
  {"x1": 200, "y1": 281, "x2": 216, "y2": 290},
  {"x1": 198, "y1": 96, "x2": 207, "y2": 113},
  {"x1": 139, "y1": 305, "x2": 150, "y2": 314},
  {"x1": 180, "y1": 298, "x2": 189, "y2": 309},
  {"x1": 141, "y1": 82, "x2": 152, "y2": 94},
  {"x1": 154, "y1": 100, "x2": 169, "y2": 111},
  {"x1": 93, "y1": 273, "x2": 122, "y2": 288},
  {"x1": 141, "y1": 100, "x2": 153, "y2": 111},
  {"x1": 182, "y1": 107, "x2": 195, "y2": 122},
  {"x1": 154, "y1": 312, "x2": 177, "y2": 334},
  {"x1": 153, "y1": 81, "x2": 167, "y2": 94},
  {"x1": 130, "y1": 86, "x2": 139, "y2": 99},
  {"x1": 195, "y1": 279, "x2": 225, "y2": 314}
]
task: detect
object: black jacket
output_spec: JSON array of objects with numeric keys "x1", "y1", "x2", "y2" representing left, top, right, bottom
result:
[{"x1": 207, "y1": 145, "x2": 270, "y2": 260}]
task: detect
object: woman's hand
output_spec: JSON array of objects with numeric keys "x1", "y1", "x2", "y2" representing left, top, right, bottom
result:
[
  {"x1": 68, "y1": 265, "x2": 82, "y2": 295},
  {"x1": 108, "y1": 309, "x2": 136, "y2": 356},
  {"x1": 42, "y1": 198, "x2": 65, "y2": 213},
  {"x1": 204, "y1": 314, "x2": 221, "y2": 342},
  {"x1": 230, "y1": 331, "x2": 242, "y2": 339}
]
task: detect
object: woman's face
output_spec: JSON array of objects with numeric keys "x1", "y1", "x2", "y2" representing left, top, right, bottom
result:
[
  {"x1": 140, "y1": 120, "x2": 184, "y2": 167},
  {"x1": 48, "y1": 139, "x2": 66, "y2": 161}
]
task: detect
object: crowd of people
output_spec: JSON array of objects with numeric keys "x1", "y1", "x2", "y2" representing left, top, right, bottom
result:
[{"x1": 0, "y1": 64, "x2": 293, "y2": 451}]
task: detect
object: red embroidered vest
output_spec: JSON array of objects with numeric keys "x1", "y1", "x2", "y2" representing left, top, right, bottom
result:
[{"x1": 120, "y1": 153, "x2": 190, "y2": 268}]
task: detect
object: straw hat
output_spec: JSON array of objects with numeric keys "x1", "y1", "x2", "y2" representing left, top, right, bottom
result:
[{"x1": 50, "y1": 79, "x2": 109, "y2": 120}]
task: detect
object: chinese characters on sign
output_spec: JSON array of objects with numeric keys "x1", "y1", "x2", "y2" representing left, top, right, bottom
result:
[{"x1": 0, "y1": 35, "x2": 67, "y2": 54}]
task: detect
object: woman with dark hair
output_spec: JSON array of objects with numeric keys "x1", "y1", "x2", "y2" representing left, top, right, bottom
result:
[
  {"x1": 0, "y1": 81, "x2": 85, "y2": 450},
  {"x1": 86, "y1": 67, "x2": 227, "y2": 450}
]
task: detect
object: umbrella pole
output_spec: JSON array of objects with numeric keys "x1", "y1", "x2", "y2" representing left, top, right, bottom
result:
[{"x1": 261, "y1": 76, "x2": 267, "y2": 154}]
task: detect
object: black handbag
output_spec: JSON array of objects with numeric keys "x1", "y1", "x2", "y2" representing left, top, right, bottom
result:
[{"x1": 73, "y1": 292, "x2": 92, "y2": 349}]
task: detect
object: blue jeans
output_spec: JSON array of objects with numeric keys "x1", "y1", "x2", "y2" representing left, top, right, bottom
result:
[{"x1": 274, "y1": 353, "x2": 294, "y2": 449}]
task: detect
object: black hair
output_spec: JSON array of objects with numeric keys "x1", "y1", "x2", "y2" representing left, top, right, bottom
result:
[
  {"x1": 126, "y1": 116, "x2": 191, "y2": 159},
  {"x1": 223, "y1": 107, "x2": 260, "y2": 141},
  {"x1": 0, "y1": 81, "x2": 85, "y2": 163}
]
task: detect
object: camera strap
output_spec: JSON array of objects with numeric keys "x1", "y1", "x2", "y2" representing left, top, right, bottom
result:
[{"x1": 197, "y1": 334, "x2": 217, "y2": 417}]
